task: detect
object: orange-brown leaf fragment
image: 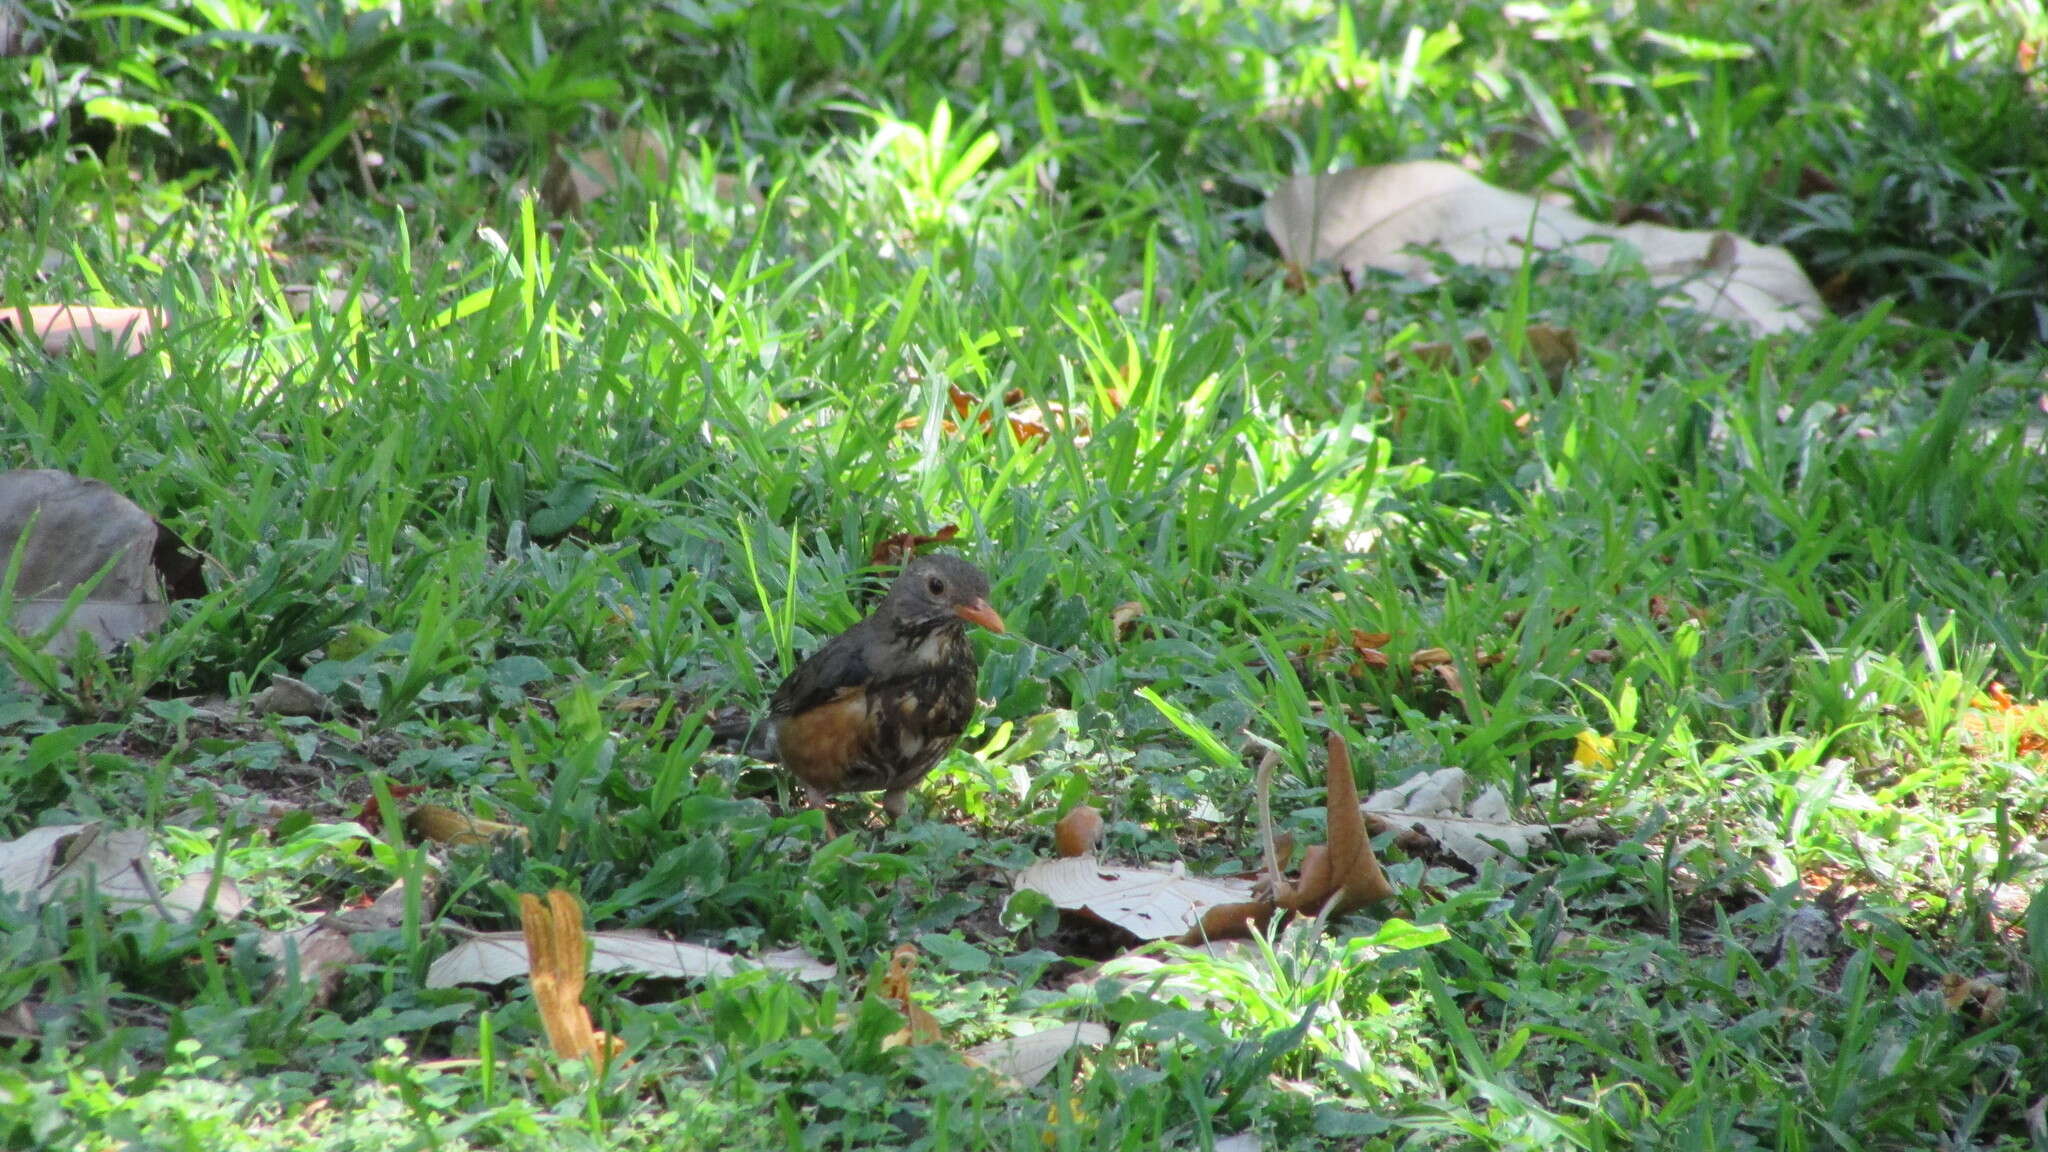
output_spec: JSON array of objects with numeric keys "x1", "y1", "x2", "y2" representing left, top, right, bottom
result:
[
  {"x1": 1054, "y1": 806, "x2": 1104, "y2": 858},
  {"x1": 871, "y1": 524, "x2": 959, "y2": 569},
  {"x1": 878, "y1": 944, "x2": 943, "y2": 1047},
  {"x1": 519, "y1": 889, "x2": 620, "y2": 1066},
  {"x1": 407, "y1": 804, "x2": 529, "y2": 847},
  {"x1": 1279, "y1": 732, "x2": 1393, "y2": 916}
]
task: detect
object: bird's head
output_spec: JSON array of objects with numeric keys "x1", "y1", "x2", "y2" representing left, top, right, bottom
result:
[{"x1": 883, "y1": 554, "x2": 1005, "y2": 634}]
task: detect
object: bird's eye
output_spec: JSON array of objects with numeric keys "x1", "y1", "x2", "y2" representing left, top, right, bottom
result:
[{"x1": 926, "y1": 576, "x2": 946, "y2": 596}]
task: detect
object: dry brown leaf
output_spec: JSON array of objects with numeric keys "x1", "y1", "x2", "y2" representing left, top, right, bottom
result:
[
  {"x1": 0, "y1": 470, "x2": 187, "y2": 655},
  {"x1": 541, "y1": 129, "x2": 673, "y2": 216},
  {"x1": 1277, "y1": 732, "x2": 1393, "y2": 917},
  {"x1": 520, "y1": 889, "x2": 617, "y2": 1065},
  {"x1": 1400, "y1": 324, "x2": 1580, "y2": 386},
  {"x1": 878, "y1": 944, "x2": 944, "y2": 1047},
  {"x1": 1940, "y1": 973, "x2": 2007, "y2": 1021},
  {"x1": 1014, "y1": 857, "x2": 1258, "y2": 941},
  {"x1": 1267, "y1": 162, "x2": 1824, "y2": 335},
  {"x1": 963, "y1": 1023, "x2": 1111, "y2": 1089},
  {"x1": 281, "y1": 286, "x2": 390, "y2": 320},
  {"x1": 1053, "y1": 806, "x2": 1104, "y2": 858},
  {"x1": 1109, "y1": 601, "x2": 1144, "y2": 642},
  {"x1": 871, "y1": 523, "x2": 960, "y2": 569},
  {"x1": 1, "y1": 305, "x2": 159, "y2": 355},
  {"x1": 406, "y1": 804, "x2": 529, "y2": 847},
  {"x1": 262, "y1": 878, "x2": 422, "y2": 1005}
]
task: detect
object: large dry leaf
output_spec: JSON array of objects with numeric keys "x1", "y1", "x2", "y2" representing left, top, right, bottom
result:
[
  {"x1": 426, "y1": 928, "x2": 833, "y2": 988},
  {"x1": 1364, "y1": 768, "x2": 1558, "y2": 867},
  {"x1": 964, "y1": 1023, "x2": 1111, "y2": 1089},
  {"x1": 0, "y1": 470, "x2": 173, "y2": 653},
  {"x1": 263, "y1": 877, "x2": 431, "y2": 1005},
  {"x1": 0, "y1": 822, "x2": 241, "y2": 921},
  {"x1": 1, "y1": 305, "x2": 159, "y2": 355},
  {"x1": 1012, "y1": 856, "x2": 1257, "y2": 941},
  {"x1": 1267, "y1": 162, "x2": 1825, "y2": 335}
]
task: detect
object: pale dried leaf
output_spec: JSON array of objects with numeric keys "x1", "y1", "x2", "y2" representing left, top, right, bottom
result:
[
  {"x1": 1013, "y1": 856, "x2": 1257, "y2": 940},
  {"x1": 542, "y1": 129, "x2": 673, "y2": 216},
  {"x1": 425, "y1": 930, "x2": 833, "y2": 988},
  {"x1": 964, "y1": 1023, "x2": 1111, "y2": 1089},
  {"x1": 0, "y1": 470, "x2": 168, "y2": 653},
  {"x1": 249, "y1": 675, "x2": 331, "y2": 718},
  {"x1": 1365, "y1": 768, "x2": 1558, "y2": 866},
  {"x1": 1266, "y1": 162, "x2": 1824, "y2": 335},
  {"x1": 2, "y1": 304, "x2": 158, "y2": 355}
]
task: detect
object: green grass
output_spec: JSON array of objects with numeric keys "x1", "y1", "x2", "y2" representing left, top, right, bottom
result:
[{"x1": 4, "y1": 0, "x2": 2048, "y2": 1147}]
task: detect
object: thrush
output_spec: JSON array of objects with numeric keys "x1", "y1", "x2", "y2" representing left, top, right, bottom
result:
[{"x1": 763, "y1": 554, "x2": 1005, "y2": 821}]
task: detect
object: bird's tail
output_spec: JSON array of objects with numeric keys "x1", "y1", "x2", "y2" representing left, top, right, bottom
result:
[{"x1": 704, "y1": 705, "x2": 778, "y2": 761}]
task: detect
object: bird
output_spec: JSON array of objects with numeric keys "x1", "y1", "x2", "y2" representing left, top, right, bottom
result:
[{"x1": 763, "y1": 553, "x2": 1005, "y2": 823}]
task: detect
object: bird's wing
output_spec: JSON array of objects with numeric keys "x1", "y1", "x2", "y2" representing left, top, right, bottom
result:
[{"x1": 768, "y1": 625, "x2": 876, "y2": 719}]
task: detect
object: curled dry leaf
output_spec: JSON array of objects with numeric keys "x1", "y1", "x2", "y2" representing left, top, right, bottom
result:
[
  {"x1": 541, "y1": 128, "x2": 672, "y2": 217},
  {"x1": 519, "y1": 889, "x2": 621, "y2": 1065},
  {"x1": 425, "y1": 926, "x2": 833, "y2": 988},
  {"x1": 1, "y1": 304, "x2": 159, "y2": 355},
  {"x1": 1109, "y1": 601, "x2": 1144, "y2": 642},
  {"x1": 0, "y1": 470, "x2": 194, "y2": 656},
  {"x1": 1940, "y1": 973, "x2": 2007, "y2": 1021},
  {"x1": 1267, "y1": 162, "x2": 1825, "y2": 335},
  {"x1": 406, "y1": 804, "x2": 530, "y2": 847},
  {"x1": 1364, "y1": 767, "x2": 1585, "y2": 868},
  {"x1": 964, "y1": 1023, "x2": 1111, "y2": 1089},
  {"x1": 249, "y1": 675, "x2": 332, "y2": 718},
  {"x1": 1400, "y1": 324, "x2": 1581, "y2": 386},
  {"x1": 879, "y1": 943, "x2": 944, "y2": 1047},
  {"x1": 871, "y1": 523, "x2": 959, "y2": 569},
  {"x1": 1274, "y1": 732, "x2": 1393, "y2": 920},
  {"x1": 1054, "y1": 805, "x2": 1104, "y2": 858}
]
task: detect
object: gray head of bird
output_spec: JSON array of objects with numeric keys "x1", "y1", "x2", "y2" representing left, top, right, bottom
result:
[{"x1": 881, "y1": 554, "x2": 1005, "y2": 634}]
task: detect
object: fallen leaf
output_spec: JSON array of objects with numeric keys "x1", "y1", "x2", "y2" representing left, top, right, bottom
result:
[
  {"x1": 1109, "y1": 601, "x2": 1144, "y2": 642},
  {"x1": 1266, "y1": 162, "x2": 1825, "y2": 335},
  {"x1": 0, "y1": 822, "x2": 240, "y2": 921},
  {"x1": 281, "y1": 285, "x2": 390, "y2": 320},
  {"x1": 0, "y1": 470, "x2": 191, "y2": 655},
  {"x1": 1013, "y1": 857, "x2": 1258, "y2": 941},
  {"x1": 520, "y1": 889, "x2": 617, "y2": 1065},
  {"x1": 249, "y1": 675, "x2": 331, "y2": 718},
  {"x1": 964, "y1": 1023, "x2": 1111, "y2": 1089},
  {"x1": 871, "y1": 523, "x2": 959, "y2": 569},
  {"x1": 1940, "y1": 973, "x2": 2007, "y2": 1021},
  {"x1": 425, "y1": 928, "x2": 833, "y2": 988},
  {"x1": 1400, "y1": 324, "x2": 1580, "y2": 386},
  {"x1": 262, "y1": 878, "x2": 424, "y2": 1005},
  {"x1": 1274, "y1": 732, "x2": 1394, "y2": 919},
  {"x1": 1363, "y1": 768, "x2": 1573, "y2": 867},
  {"x1": 406, "y1": 804, "x2": 530, "y2": 847},
  {"x1": 1054, "y1": 806, "x2": 1104, "y2": 858},
  {"x1": 878, "y1": 944, "x2": 944, "y2": 1047},
  {"x1": 541, "y1": 129, "x2": 673, "y2": 217},
  {"x1": 0, "y1": 305, "x2": 159, "y2": 355}
]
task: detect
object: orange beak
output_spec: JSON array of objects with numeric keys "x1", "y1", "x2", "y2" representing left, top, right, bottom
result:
[{"x1": 953, "y1": 598, "x2": 1006, "y2": 634}]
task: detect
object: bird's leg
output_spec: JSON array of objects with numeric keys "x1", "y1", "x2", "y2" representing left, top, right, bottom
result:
[
  {"x1": 801, "y1": 781, "x2": 838, "y2": 838},
  {"x1": 881, "y1": 788, "x2": 909, "y2": 821}
]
